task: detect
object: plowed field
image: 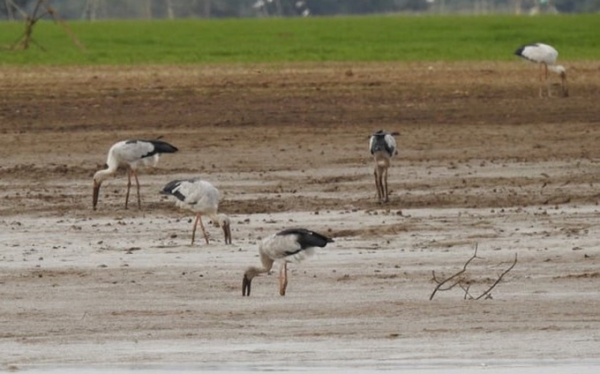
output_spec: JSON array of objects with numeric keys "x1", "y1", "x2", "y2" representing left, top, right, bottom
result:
[{"x1": 1, "y1": 62, "x2": 599, "y2": 368}]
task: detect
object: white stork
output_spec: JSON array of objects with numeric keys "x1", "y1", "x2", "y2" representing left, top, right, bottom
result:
[
  {"x1": 160, "y1": 178, "x2": 232, "y2": 246},
  {"x1": 242, "y1": 228, "x2": 334, "y2": 297},
  {"x1": 369, "y1": 130, "x2": 398, "y2": 204},
  {"x1": 514, "y1": 43, "x2": 568, "y2": 97},
  {"x1": 93, "y1": 139, "x2": 178, "y2": 210}
]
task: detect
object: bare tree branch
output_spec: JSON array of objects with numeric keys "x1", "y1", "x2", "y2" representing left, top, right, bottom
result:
[
  {"x1": 429, "y1": 243, "x2": 478, "y2": 300},
  {"x1": 460, "y1": 283, "x2": 473, "y2": 300},
  {"x1": 438, "y1": 278, "x2": 462, "y2": 292},
  {"x1": 475, "y1": 253, "x2": 518, "y2": 300},
  {"x1": 11, "y1": 0, "x2": 84, "y2": 51},
  {"x1": 430, "y1": 243, "x2": 517, "y2": 301},
  {"x1": 42, "y1": 0, "x2": 85, "y2": 51}
]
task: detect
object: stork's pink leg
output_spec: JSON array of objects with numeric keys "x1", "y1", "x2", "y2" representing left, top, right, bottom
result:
[
  {"x1": 198, "y1": 215, "x2": 209, "y2": 244},
  {"x1": 133, "y1": 170, "x2": 142, "y2": 209},
  {"x1": 125, "y1": 169, "x2": 132, "y2": 209},
  {"x1": 279, "y1": 262, "x2": 288, "y2": 296},
  {"x1": 544, "y1": 63, "x2": 552, "y2": 97},
  {"x1": 191, "y1": 214, "x2": 200, "y2": 245},
  {"x1": 374, "y1": 169, "x2": 382, "y2": 202},
  {"x1": 279, "y1": 265, "x2": 283, "y2": 295},
  {"x1": 537, "y1": 63, "x2": 543, "y2": 97},
  {"x1": 382, "y1": 167, "x2": 389, "y2": 203}
]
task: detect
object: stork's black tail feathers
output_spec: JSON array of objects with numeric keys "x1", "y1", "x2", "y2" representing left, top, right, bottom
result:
[
  {"x1": 371, "y1": 136, "x2": 389, "y2": 154},
  {"x1": 277, "y1": 228, "x2": 334, "y2": 249},
  {"x1": 370, "y1": 133, "x2": 394, "y2": 156},
  {"x1": 149, "y1": 140, "x2": 179, "y2": 154},
  {"x1": 514, "y1": 43, "x2": 539, "y2": 61},
  {"x1": 160, "y1": 179, "x2": 186, "y2": 201},
  {"x1": 160, "y1": 180, "x2": 181, "y2": 195},
  {"x1": 514, "y1": 45, "x2": 526, "y2": 58}
]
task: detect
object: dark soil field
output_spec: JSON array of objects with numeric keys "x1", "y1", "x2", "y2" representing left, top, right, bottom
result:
[{"x1": 0, "y1": 62, "x2": 599, "y2": 369}]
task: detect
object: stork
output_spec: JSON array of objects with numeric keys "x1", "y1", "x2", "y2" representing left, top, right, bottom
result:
[
  {"x1": 93, "y1": 139, "x2": 178, "y2": 210},
  {"x1": 242, "y1": 228, "x2": 334, "y2": 297},
  {"x1": 514, "y1": 43, "x2": 568, "y2": 97},
  {"x1": 369, "y1": 130, "x2": 398, "y2": 204},
  {"x1": 160, "y1": 178, "x2": 232, "y2": 245}
]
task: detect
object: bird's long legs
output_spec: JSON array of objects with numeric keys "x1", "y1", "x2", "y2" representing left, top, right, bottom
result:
[
  {"x1": 538, "y1": 62, "x2": 552, "y2": 98},
  {"x1": 125, "y1": 169, "x2": 132, "y2": 209},
  {"x1": 191, "y1": 214, "x2": 210, "y2": 245},
  {"x1": 382, "y1": 167, "x2": 389, "y2": 203},
  {"x1": 544, "y1": 63, "x2": 552, "y2": 97},
  {"x1": 124, "y1": 169, "x2": 142, "y2": 209},
  {"x1": 133, "y1": 170, "x2": 142, "y2": 209},
  {"x1": 538, "y1": 63, "x2": 543, "y2": 97},
  {"x1": 374, "y1": 169, "x2": 383, "y2": 202},
  {"x1": 374, "y1": 165, "x2": 389, "y2": 204},
  {"x1": 279, "y1": 262, "x2": 288, "y2": 296}
]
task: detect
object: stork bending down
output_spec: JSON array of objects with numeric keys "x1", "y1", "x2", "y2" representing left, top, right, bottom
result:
[
  {"x1": 93, "y1": 139, "x2": 178, "y2": 210},
  {"x1": 369, "y1": 130, "x2": 398, "y2": 204},
  {"x1": 242, "y1": 228, "x2": 334, "y2": 297},
  {"x1": 514, "y1": 43, "x2": 568, "y2": 97},
  {"x1": 160, "y1": 178, "x2": 232, "y2": 245}
]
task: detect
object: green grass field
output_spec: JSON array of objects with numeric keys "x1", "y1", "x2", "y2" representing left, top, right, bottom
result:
[{"x1": 0, "y1": 15, "x2": 598, "y2": 65}]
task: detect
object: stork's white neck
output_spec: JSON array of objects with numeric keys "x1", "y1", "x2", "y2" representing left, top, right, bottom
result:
[
  {"x1": 206, "y1": 213, "x2": 222, "y2": 225},
  {"x1": 244, "y1": 252, "x2": 274, "y2": 280},
  {"x1": 548, "y1": 65, "x2": 566, "y2": 75},
  {"x1": 93, "y1": 168, "x2": 116, "y2": 183}
]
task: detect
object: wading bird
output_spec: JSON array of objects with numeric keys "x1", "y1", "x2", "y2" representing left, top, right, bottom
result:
[
  {"x1": 160, "y1": 178, "x2": 231, "y2": 245},
  {"x1": 242, "y1": 228, "x2": 334, "y2": 297},
  {"x1": 369, "y1": 130, "x2": 398, "y2": 204},
  {"x1": 93, "y1": 139, "x2": 178, "y2": 210},
  {"x1": 514, "y1": 43, "x2": 568, "y2": 97}
]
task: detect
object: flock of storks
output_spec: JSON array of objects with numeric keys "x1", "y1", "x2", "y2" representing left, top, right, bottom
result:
[
  {"x1": 91, "y1": 42, "x2": 566, "y2": 296},
  {"x1": 91, "y1": 129, "x2": 395, "y2": 296}
]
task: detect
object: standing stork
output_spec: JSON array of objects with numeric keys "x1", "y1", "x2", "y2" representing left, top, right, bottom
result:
[
  {"x1": 514, "y1": 43, "x2": 568, "y2": 97},
  {"x1": 160, "y1": 178, "x2": 232, "y2": 246},
  {"x1": 242, "y1": 228, "x2": 334, "y2": 297},
  {"x1": 369, "y1": 130, "x2": 398, "y2": 204},
  {"x1": 93, "y1": 139, "x2": 178, "y2": 210}
]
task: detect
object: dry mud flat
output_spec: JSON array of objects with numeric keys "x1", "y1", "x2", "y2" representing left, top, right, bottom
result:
[{"x1": 0, "y1": 62, "x2": 599, "y2": 371}]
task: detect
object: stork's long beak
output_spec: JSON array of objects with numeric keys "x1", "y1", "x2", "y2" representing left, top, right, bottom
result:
[
  {"x1": 561, "y1": 73, "x2": 569, "y2": 97},
  {"x1": 92, "y1": 180, "x2": 101, "y2": 211},
  {"x1": 223, "y1": 223, "x2": 232, "y2": 245},
  {"x1": 242, "y1": 275, "x2": 252, "y2": 297}
]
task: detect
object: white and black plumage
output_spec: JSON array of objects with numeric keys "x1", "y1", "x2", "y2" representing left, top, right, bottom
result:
[
  {"x1": 514, "y1": 43, "x2": 568, "y2": 97},
  {"x1": 369, "y1": 130, "x2": 398, "y2": 204},
  {"x1": 242, "y1": 228, "x2": 334, "y2": 297},
  {"x1": 160, "y1": 178, "x2": 232, "y2": 246},
  {"x1": 93, "y1": 139, "x2": 178, "y2": 210}
]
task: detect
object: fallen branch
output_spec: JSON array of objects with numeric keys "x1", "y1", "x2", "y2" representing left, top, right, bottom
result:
[
  {"x1": 429, "y1": 244, "x2": 478, "y2": 300},
  {"x1": 475, "y1": 253, "x2": 518, "y2": 300},
  {"x1": 430, "y1": 244, "x2": 517, "y2": 301},
  {"x1": 460, "y1": 283, "x2": 473, "y2": 300}
]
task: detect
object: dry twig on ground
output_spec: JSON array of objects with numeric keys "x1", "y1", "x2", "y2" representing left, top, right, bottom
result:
[{"x1": 429, "y1": 244, "x2": 517, "y2": 301}]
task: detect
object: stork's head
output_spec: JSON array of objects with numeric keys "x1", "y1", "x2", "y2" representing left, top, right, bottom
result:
[
  {"x1": 552, "y1": 65, "x2": 566, "y2": 75},
  {"x1": 550, "y1": 65, "x2": 567, "y2": 79},
  {"x1": 242, "y1": 266, "x2": 263, "y2": 296},
  {"x1": 92, "y1": 168, "x2": 116, "y2": 210},
  {"x1": 548, "y1": 65, "x2": 568, "y2": 97},
  {"x1": 211, "y1": 214, "x2": 232, "y2": 244},
  {"x1": 558, "y1": 66, "x2": 568, "y2": 97}
]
